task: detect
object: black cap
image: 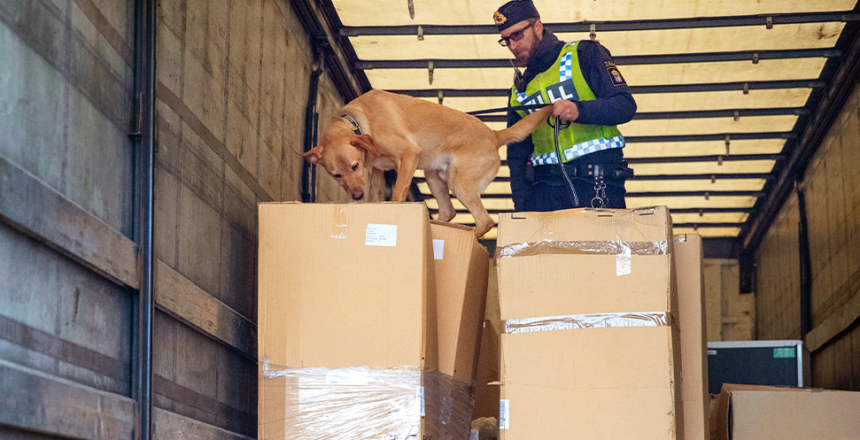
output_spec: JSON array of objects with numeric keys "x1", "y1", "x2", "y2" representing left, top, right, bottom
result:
[{"x1": 494, "y1": 0, "x2": 540, "y2": 32}]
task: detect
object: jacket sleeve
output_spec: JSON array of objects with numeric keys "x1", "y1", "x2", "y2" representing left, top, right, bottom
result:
[
  {"x1": 506, "y1": 93, "x2": 533, "y2": 211},
  {"x1": 575, "y1": 40, "x2": 637, "y2": 126}
]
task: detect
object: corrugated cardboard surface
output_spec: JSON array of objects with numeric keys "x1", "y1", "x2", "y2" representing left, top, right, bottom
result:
[
  {"x1": 711, "y1": 384, "x2": 860, "y2": 440},
  {"x1": 430, "y1": 221, "x2": 489, "y2": 383},
  {"x1": 674, "y1": 234, "x2": 709, "y2": 440},
  {"x1": 258, "y1": 202, "x2": 437, "y2": 370},
  {"x1": 496, "y1": 207, "x2": 673, "y2": 247},
  {"x1": 257, "y1": 203, "x2": 438, "y2": 439},
  {"x1": 497, "y1": 207, "x2": 682, "y2": 439},
  {"x1": 472, "y1": 257, "x2": 501, "y2": 420},
  {"x1": 501, "y1": 326, "x2": 679, "y2": 439}
]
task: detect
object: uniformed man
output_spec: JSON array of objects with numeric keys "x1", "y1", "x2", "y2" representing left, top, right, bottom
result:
[{"x1": 495, "y1": 0, "x2": 637, "y2": 211}]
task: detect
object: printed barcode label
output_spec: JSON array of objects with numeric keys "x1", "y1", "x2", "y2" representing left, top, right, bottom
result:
[
  {"x1": 616, "y1": 247, "x2": 632, "y2": 276},
  {"x1": 418, "y1": 386, "x2": 425, "y2": 416},
  {"x1": 366, "y1": 224, "x2": 397, "y2": 247},
  {"x1": 433, "y1": 239, "x2": 445, "y2": 260},
  {"x1": 500, "y1": 399, "x2": 510, "y2": 429}
]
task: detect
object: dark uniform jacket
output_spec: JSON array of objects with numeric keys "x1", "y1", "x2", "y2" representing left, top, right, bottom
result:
[{"x1": 506, "y1": 30, "x2": 637, "y2": 210}]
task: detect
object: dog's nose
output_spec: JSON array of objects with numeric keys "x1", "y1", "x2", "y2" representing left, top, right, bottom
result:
[{"x1": 351, "y1": 189, "x2": 364, "y2": 200}]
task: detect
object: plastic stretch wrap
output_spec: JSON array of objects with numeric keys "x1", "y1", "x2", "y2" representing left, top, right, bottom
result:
[
  {"x1": 496, "y1": 239, "x2": 668, "y2": 261},
  {"x1": 260, "y1": 361, "x2": 474, "y2": 440},
  {"x1": 502, "y1": 311, "x2": 670, "y2": 334}
]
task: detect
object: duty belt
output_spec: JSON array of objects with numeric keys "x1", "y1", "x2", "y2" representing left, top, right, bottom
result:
[{"x1": 532, "y1": 159, "x2": 633, "y2": 182}]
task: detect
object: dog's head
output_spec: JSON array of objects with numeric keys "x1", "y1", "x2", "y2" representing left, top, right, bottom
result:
[{"x1": 302, "y1": 118, "x2": 380, "y2": 201}]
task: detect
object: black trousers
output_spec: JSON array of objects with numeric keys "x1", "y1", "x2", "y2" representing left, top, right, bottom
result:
[{"x1": 521, "y1": 176, "x2": 627, "y2": 212}]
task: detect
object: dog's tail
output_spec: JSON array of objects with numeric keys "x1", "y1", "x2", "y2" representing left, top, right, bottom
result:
[{"x1": 492, "y1": 105, "x2": 555, "y2": 148}]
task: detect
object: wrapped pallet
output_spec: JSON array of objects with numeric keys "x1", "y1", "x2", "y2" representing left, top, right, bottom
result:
[
  {"x1": 496, "y1": 207, "x2": 684, "y2": 439},
  {"x1": 257, "y1": 203, "x2": 471, "y2": 440}
]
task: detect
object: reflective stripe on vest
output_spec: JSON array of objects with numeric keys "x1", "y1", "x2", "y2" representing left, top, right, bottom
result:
[
  {"x1": 531, "y1": 135, "x2": 626, "y2": 165},
  {"x1": 510, "y1": 41, "x2": 624, "y2": 164}
]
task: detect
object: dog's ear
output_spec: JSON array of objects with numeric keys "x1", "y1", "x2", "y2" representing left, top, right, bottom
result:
[
  {"x1": 350, "y1": 134, "x2": 380, "y2": 159},
  {"x1": 302, "y1": 145, "x2": 323, "y2": 164}
]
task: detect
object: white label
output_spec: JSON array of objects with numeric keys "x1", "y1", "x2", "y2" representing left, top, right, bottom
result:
[
  {"x1": 433, "y1": 239, "x2": 445, "y2": 260},
  {"x1": 325, "y1": 369, "x2": 369, "y2": 385},
  {"x1": 441, "y1": 396, "x2": 454, "y2": 424},
  {"x1": 470, "y1": 430, "x2": 480, "y2": 440},
  {"x1": 365, "y1": 224, "x2": 397, "y2": 247},
  {"x1": 616, "y1": 247, "x2": 632, "y2": 276},
  {"x1": 418, "y1": 386, "x2": 425, "y2": 416},
  {"x1": 499, "y1": 399, "x2": 510, "y2": 429},
  {"x1": 708, "y1": 349, "x2": 717, "y2": 355}
]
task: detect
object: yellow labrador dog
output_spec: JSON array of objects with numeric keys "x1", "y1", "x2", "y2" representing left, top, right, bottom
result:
[{"x1": 303, "y1": 90, "x2": 553, "y2": 238}]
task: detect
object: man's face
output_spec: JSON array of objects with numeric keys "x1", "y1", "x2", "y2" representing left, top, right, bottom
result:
[{"x1": 500, "y1": 19, "x2": 542, "y2": 66}]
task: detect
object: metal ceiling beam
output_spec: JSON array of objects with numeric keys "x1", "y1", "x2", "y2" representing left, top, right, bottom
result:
[
  {"x1": 415, "y1": 173, "x2": 770, "y2": 183},
  {"x1": 477, "y1": 107, "x2": 808, "y2": 122},
  {"x1": 356, "y1": 48, "x2": 840, "y2": 70},
  {"x1": 631, "y1": 173, "x2": 771, "y2": 181},
  {"x1": 626, "y1": 132, "x2": 795, "y2": 143},
  {"x1": 635, "y1": 107, "x2": 808, "y2": 120},
  {"x1": 451, "y1": 221, "x2": 744, "y2": 228},
  {"x1": 291, "y1": 0, "x2": 368, "y2": 100},
  {"x1": 427, "y1": 207, "x2": 754, "y2": 215},
  {"x1": 434, "y1": 190, "x2": 763, "y2": 199},
  {"x1": 675, "y1": 223, "x2": 745, "y2": 228},
  {"x1": 340, "y1": 11, "x2": 860, "y2": 36},
  {"x1": 498, "y1": 154, "x2": 783, "y2": 167},
  {"x1": 742, "y1": 19, "x2": 860, "y2": 253},
  {"x1": 626, "y1": 190, "x2": 764, "y2": 197},
  {"x1": 624, "y1": 154, "x2": 784, "y2": 164},
  {"x1": 393, "y1": 80, "x2": 826, "y2": 97}
]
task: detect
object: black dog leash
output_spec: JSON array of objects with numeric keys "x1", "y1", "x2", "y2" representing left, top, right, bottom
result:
[
  {"x1": 466, "y1": 103, "x2": 549, "y2": 116},
  {"x1": 552, "y1": 117, "x2": 579, "y2": 206}
]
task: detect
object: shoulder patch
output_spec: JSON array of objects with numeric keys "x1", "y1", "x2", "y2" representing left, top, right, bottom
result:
[{"x1": 605, "y1": 61, "x2": 626, "y2": 86}]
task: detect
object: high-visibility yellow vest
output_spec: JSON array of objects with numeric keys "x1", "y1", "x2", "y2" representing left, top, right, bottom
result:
[{"x1": 510, "y1": 41, "x2": 624, "y2": 165}]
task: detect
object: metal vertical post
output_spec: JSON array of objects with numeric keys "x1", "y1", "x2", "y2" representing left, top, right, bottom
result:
[
  {"x1": 797, "y1": 185, "x2": 813, "y2": 338},
  {"x1": 133, "y1": 0, "x2": 156, "y2": 438},
  {"x1": 301, "y1": 50, "x2": 324, "y2": 203}
]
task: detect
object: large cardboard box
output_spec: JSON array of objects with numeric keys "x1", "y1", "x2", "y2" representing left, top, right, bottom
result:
[
  {"x1": 431, "y1": 221, "x2": 488, "y2": 383},
  {"x1": 429, "y1": 221, "x2": 489, "y2": 437},
  {"x1": 496, "y1": 207, "x2": 683, "y2": 439},
  {"x1": 674, "y1": 234, "x2": 709, "y2": 440},
  {"x1": 472, "y1": 258, "x2": 501, "y2": 420},
  {"x1": 258, "y1": 202, "x2": 438, "y2": 440},
  {"x1": 710, "y1": 384, "x2": 860, "y2": 440}
]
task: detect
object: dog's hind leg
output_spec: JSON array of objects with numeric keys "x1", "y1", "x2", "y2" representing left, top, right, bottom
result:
[
  {"x1": 448, "y1": 167, "x2": 494, "y2": 238},
  {"x1": 425, "y1": 170, "x2": 455, "y2": 222}
]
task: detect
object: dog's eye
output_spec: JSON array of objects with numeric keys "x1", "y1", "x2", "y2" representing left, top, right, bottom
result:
[
  {"x1": 333, "y1": 174, "x2": 342, "y2": 179},
  {"x1": 352, "y1": 163, "x2": 359, "y2": 171}
]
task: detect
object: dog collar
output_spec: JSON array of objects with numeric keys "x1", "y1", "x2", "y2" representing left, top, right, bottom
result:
[{"x1": 342, "y1": 115, "x2": 362, "y2": 135}]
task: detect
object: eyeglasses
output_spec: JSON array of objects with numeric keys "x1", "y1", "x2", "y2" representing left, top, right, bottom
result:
[{"x1": 498, "y1": 22, "x2": 534, "y2": 47}]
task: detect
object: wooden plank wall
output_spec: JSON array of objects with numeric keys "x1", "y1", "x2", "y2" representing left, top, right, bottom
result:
[
  {"x1": 0, "y1": 0, "x2": 349, "y2": 438},
  {"x1": 703, "y1": 259, "x2": 754, "y2": 342},
  {"x1": 756, "y1": 80, "x2": 860, "y2": 391}
]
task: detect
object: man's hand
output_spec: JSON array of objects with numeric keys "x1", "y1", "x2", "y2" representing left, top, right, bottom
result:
[{"x1": 552, "y1": 100, "x2": 579, "y2": 122}]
